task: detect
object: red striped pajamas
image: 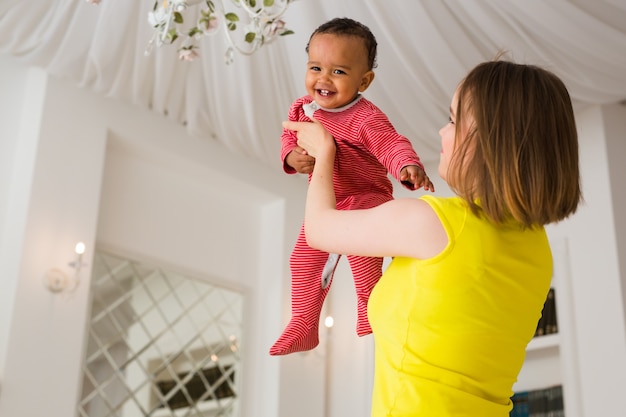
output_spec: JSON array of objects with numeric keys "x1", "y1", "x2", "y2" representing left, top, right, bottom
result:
[{"x1": 270, "y1": 95, "x2": 424, "y2": 355}]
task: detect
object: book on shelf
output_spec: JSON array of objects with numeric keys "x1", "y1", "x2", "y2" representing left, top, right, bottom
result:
[
  {"x1": 510, "y1": 391, "x2": 529, "y2": 417},
  {"x1": 534, "y1": 287, "x2": 557, "y2": 337},
  {"x1": 510, "y1": 385, "x2": 564, "y2": 417}
]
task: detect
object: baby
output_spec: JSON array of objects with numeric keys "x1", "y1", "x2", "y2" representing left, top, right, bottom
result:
[{"x1": 271, "y1": 17, "x2": 433, "y2": 356}]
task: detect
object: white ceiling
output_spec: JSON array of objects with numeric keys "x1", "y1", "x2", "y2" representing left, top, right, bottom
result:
[{"x1": 2, "y1": 0, "x2": 625, "y2": 171}]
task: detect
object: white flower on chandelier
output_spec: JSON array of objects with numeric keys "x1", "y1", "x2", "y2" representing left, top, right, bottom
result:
[
  {"x1": 266, "y1": 18, "x2": 285, "y2": 37},
  {"x1": 178, "y1": 46, "x2": 199, "y2": 61},
  {"x1": 197, "y1": 9, "x2": 220, "y2": 35},
  {"x1": 148, "y1": 5, "x2": 170, "y2": 27}
]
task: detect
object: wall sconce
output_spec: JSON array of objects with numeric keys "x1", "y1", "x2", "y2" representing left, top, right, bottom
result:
[{"x1": 43, "y1": 242, "x2": 87, "y2": 293}]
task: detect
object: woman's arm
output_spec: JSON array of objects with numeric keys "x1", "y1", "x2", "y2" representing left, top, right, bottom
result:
[{"x1": 283, "y1": 119, "x2": 448, "y2": 260}]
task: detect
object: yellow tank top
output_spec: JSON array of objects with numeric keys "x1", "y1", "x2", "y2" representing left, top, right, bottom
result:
[{"x1": 368, "y1": 196, "x2": 553, "y2": 416}]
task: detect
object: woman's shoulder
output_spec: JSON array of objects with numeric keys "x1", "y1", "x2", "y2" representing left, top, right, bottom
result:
[
  {"x1": 386, "y1": 196, "x2": 451, "y2": 259},
  {"x1": 418, "y1": 195, "x2": 470, "y2": 244},
  {"x1": 420, "y1": 195, "x2": 467, "y2": 215}
]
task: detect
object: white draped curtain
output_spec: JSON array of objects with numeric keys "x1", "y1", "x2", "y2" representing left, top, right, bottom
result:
[{"x1": 2, "y1": 0, "x2": 625, "y2": 168}]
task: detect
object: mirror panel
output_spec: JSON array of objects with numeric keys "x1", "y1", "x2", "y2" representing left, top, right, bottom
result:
[{"x1": 77, "y1": 251, "x2": 243, "y2": 417}]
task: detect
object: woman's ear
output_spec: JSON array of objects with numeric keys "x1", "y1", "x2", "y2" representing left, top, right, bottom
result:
[{"x1": 358, "y1": 70, "x2": 375, "y2": 92}]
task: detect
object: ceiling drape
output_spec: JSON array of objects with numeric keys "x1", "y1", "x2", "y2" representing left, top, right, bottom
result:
[{"x1": 1, "y1": 0, "x2": 625, "y2": 167}]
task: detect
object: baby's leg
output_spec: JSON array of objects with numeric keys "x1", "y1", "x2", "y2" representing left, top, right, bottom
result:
[
  {"x1": 269, "y1": 227, "x2": 339, "y2": 355},
  {"x1": 346, "y1": 255, "x2": 384, "y2": 336}
]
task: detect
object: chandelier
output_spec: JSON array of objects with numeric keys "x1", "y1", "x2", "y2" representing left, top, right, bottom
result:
[
  {"x1": 85, "y1": 0, "x2": 294, "y2": 62},
  {"x1": 145, "y1": 0, "x2": 295, "y2": 62}
]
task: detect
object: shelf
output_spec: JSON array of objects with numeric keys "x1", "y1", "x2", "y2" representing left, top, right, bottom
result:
[
  {"x1": 527, "y1": 333, "x2": 560, "y2": 352},
  {"x1": 515, "y1": 334, "x2": 562, "y2": 391}
]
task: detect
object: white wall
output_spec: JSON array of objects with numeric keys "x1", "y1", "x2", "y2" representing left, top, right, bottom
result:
[
  {"x1": 0, "y1": 62, "x2": 107, "y2": 417},
  {"x1": 603, "y1": 105, "x2": 626, "y2": 307},
  {"x1": 560, "y1": 103, "x2": 626, "y2": 416},
  {"x1": 0, "y1": 58, "x2": 35, "y2": 381}
]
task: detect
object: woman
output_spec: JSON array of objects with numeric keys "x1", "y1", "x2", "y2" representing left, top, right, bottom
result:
[{"x1": 283, "y1": 59, "x2": 582, "y2": 416}]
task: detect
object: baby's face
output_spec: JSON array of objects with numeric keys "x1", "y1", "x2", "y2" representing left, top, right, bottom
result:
[{"x1": 305, "y1": 33, "x2": 374, "y2": 109}]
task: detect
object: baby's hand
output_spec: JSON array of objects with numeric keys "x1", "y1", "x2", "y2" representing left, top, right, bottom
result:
[
  {"x1": 286, "y1": 146, "x2": 316, "y2": 174},
  {"x1": 400, "y1": 165, "x2": 435, "y2": 192}
]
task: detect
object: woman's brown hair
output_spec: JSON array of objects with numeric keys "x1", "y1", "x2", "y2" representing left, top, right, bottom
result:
[{"x1": 448, "y1": 60, "x2": 582, "y2": 227}]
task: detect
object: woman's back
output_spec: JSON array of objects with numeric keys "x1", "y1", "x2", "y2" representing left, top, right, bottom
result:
[{"x1": 368, "y1": 196, "x2": 553, "y2": 416}]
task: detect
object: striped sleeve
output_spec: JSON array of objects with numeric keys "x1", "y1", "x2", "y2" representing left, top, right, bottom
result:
[
  {"x1": 280, "y1": 96, "x2": 314, "y2": 174},
  {"x1": 357, "y1": 105, "x2": 424, "y2": 181}
]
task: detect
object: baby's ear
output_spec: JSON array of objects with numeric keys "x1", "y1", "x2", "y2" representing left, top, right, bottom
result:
[{"x1": 359, "y1": 70, "x2": 375, "y2": 92}]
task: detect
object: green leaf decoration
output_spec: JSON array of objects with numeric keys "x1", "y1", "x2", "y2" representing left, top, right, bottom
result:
[
  {"x1": 206, "y1": 0, "x2": 215, "y2": 12},
  {"x1": 198, "y1": 11, "x2": 212, "y2": 27},
  {"x1": 224, "y1": 12, "x2": 239, "y2": 22},
  {"x1": 168, "y1": 29, "x2": 178, "y2": 43},
  {"x1": 173, "y1": 11, "x2": 184, "y2": 24},
  {"x1": 245, "y1": 32, "x2": 256, "y2": 43},
  {"x1": 188, "y1": 27, "x2": 202, "y2": 37},
  {"x1": 264, "y1": 0, "x2": 275, "y2": 7},
  {"x1": 227, "y1": 22, "x2": 237, "y2": 31},
  {"x1": 280, "y1": 30, "x2": 294, "y2": 36}
]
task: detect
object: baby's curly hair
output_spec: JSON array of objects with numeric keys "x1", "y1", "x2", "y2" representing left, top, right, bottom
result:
[{"x1": 306, "y1": 17, "x2": 378, "y2": 70}]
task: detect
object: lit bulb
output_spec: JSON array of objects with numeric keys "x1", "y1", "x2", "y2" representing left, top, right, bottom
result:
[
  {"x1": 324, "y1": 315, "x2": 334, "y2": 328},
  {"x1": 75, "y1": 242, "x2": 86, "y2": 255}
]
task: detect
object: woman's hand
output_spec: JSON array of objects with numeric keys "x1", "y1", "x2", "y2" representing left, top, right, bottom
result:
[{"x1": 282, "y1": 118, "x2": 335, "y2": 160}]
